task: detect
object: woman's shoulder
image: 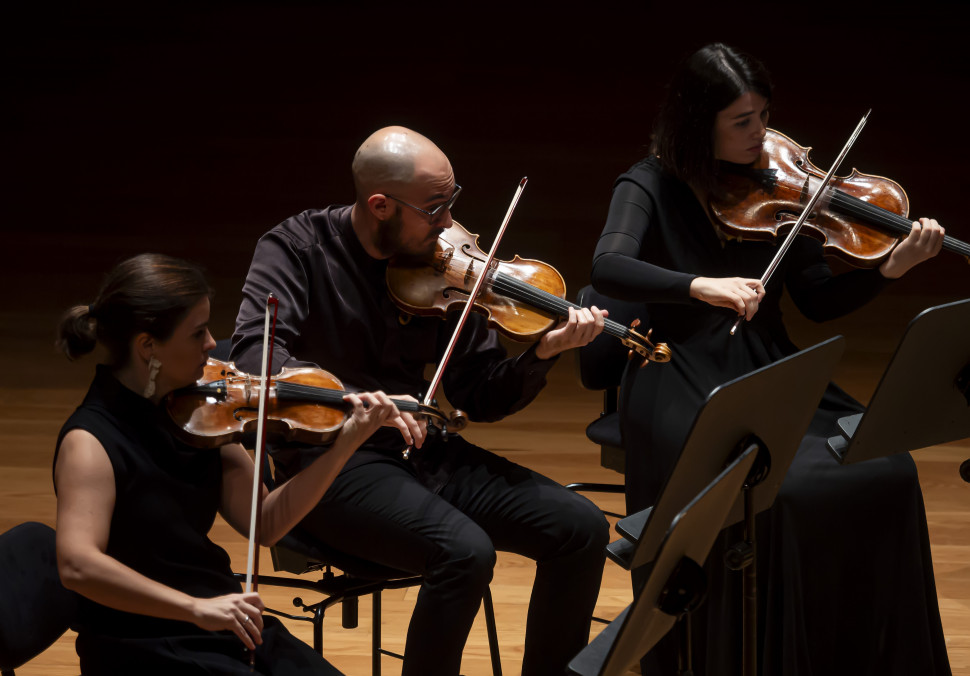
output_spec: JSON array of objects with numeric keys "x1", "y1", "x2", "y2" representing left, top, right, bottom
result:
[
  {"x1": 56, "y1": 428, "x2": 111, "y2": 476},
  {"x1": 54, "y1": 402, "x2": 116, "y2": 491},
  {"x1": 57, "y1": 377, "x2": 115, "y2": 449},
  {"x1": 54, "y1": 367, "x2": 155, "y2": 477},
  {"x1": 615, "y1": 155, "x2": 668, "y2": 193}
]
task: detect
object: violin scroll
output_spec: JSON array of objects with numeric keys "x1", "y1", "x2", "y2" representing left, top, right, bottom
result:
[
  {"x1": 623, "y1": 318, "x2": 672, "y2": 366},
  {"x1": 414, "y1": 402, "x2": 467, "y2": 433}
]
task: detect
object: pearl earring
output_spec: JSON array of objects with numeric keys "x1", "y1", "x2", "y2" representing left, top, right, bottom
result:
[{"x1": 143, "y1": 356, "x2": 162, "y2": 398}]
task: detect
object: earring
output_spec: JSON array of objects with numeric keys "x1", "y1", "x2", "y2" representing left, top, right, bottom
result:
[{"x1": 143, "y1": 355, "x2": 162, "y2": 398}]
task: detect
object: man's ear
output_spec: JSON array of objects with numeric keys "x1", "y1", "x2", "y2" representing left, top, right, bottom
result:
[{"x1": 366, "y1": 193, "x2": 392, "y2": 220}]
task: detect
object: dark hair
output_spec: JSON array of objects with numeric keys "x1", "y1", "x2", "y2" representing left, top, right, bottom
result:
[
  {"x1": 56, "y1": 253, "x2": 212, "y2": 365},
  {"x1": 651, "y1": 43, "x2": 772, "y2": 196}
]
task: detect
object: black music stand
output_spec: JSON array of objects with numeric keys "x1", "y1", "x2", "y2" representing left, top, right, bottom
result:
[
  {"x1": 576, "y1": 337, "x2": 845, "y2": 676},
  {"x1": 614, "y1": 336, "x2": 845, "y2": 569},
  {"x1": 568, "y1": 446, "x2": 757, "y2": 676},
  {"x1": 827, "y1": 298, "x2": 970, "y2": 464}
]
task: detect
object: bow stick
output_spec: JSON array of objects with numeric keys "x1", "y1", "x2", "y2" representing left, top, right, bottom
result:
[
  {"x1": 244, "y1": 293, "x2": 279, "y2": 668},
  {"x1": 730, "y1": 110, "x2": 871, "y2": 335},
  {"x1": 403, "y1": 177, "x2": 528, "y2": 459}
]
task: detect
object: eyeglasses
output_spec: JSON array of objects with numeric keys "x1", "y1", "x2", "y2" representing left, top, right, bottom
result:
[{"x1": 385, "y1": 185, "x2": 462, "y2": 224}]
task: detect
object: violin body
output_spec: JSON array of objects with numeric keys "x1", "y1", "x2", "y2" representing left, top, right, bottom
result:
[
  {"x1": 387, "y1": 221, "x2": 567, "y2": 341},
  {"x1": 387, "y1": 221, "x2": 671, "y2": 363},
  {"x1": 711, "y1": 129, "x2": 912, "y2": 268},
  {"x1": 166, "y1": 359, "x2": 348, "y2": 448},
  {"x1": 166, "y1": 359, "x2": 464, "y2": 449}
]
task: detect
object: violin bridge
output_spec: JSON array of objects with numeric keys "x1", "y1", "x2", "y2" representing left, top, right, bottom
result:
[{"x1": 432, "y1": 246, "x2": 453, "y2": 274}]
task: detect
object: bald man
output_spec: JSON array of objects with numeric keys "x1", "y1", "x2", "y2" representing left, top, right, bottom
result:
[{"x1": 231, "y1": 127, "x2": 609, "y2": 676}]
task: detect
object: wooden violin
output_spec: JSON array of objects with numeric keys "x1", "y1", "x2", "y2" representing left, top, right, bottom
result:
[
  {"x1": 165, "y1": 358, "x2": 465, "y2": 449},
  {"x1": 710, "y1": 129, "x2": 970, "y2": 266},
  {"x1": 386, "y1": 220, "x2": 672, "y2": 364}
]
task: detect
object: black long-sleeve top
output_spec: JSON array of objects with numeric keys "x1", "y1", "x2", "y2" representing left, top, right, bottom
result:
[
  {"x1": 230, "y1": 206, "x2": 557, "y2": 474},
  {"x1": 592, "y1": 157, "x2": 892, "y2": 369}
]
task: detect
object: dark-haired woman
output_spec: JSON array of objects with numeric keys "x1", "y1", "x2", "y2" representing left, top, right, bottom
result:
[
  {"x1": 591, "y1": 44, "x2": 948, "y2": 674},
  {"x1": 54, "y1": 253, "x2": 420, "y2": 675}
]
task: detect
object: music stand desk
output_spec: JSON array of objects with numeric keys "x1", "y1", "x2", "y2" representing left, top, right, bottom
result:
[
  {"x1": 827, "y1": 298, "x2": 970, "y2": 464},
  {"x1": 568, "y1": 446, "x2": 757, "y2": 676},
  {"x1": 613, "y1": 337, "x2": 845, "y2": 570}
]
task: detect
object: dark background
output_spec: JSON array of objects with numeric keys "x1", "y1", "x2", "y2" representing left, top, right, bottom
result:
[{"x1": 3, "y1": 1, "x2": 968, "y2": 387}]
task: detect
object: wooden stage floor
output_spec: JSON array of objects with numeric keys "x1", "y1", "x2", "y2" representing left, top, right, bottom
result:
[{"x1": 1, "y1": 292, "x2": 967, "y2": 675}]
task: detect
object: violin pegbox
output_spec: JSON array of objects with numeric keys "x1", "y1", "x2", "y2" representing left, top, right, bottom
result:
[{"x1": 623, "y1": 319, "x2": 672, "y2": 367}]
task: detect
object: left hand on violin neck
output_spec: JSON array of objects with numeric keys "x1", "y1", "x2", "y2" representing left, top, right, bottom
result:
[
  {"x1": 879, "y1": 218, "x2": 946, "y2": 279},
  {"x1": 534, "y1": 305, "x2": 609, "y2": 360}
]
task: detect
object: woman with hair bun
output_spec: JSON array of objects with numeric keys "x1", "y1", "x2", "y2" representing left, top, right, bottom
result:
[
  {"x1": 592, "y1": 44, "x2": 948, "y2": 674},
  {"x1": 53, "y1": 253, "x2": 419, "y2": 675}
]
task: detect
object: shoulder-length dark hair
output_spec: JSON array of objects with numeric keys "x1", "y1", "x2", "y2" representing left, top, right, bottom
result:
[
  {"x1": 56, "y1": 253, "x2": 212, "y2": 366},
  {"x1": 651, "y1": 43, "x2": 772, "y2": 196}
]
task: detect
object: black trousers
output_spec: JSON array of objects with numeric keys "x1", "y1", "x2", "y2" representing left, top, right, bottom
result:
[{"x1": 280, "y1": 436, "x2": 609, "y2": 676}]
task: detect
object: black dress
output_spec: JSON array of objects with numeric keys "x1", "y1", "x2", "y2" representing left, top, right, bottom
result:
[
  {"x1": 55, "y1": 366, "x2": 340, "y2": 676},
  {"x1": 591, "y1": 157, "x2": 949, "y2": 675}
]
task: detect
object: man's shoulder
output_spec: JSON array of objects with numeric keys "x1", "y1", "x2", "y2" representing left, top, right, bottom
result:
[{"x1": 267, "y1": 206, "x2": 353, "y2": 247}]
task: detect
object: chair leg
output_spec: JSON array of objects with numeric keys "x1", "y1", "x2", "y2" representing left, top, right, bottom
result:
[
  {"x1": 342, "y1": 596, "x2": 359, "y2": 628},
  {"x1": 483, "y1": 585, "x2": 503, "y2": 676},
  {"x1": 372, "y1": 590, "x2": 382, "y2": 676},
  {"x1": 313, "y1": 603, "x2": 324, "y2": 655}
]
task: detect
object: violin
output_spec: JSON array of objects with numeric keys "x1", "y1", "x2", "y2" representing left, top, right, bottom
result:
[
  {"x1": 710, "y1": 129, "x2": 970, "y2": 266},
  {"x1": 386, "y1": 220, "x2": 672, "y2": 363},
  {"x1": 165, "y1": 358, "x2": 465, "y2": 449}
]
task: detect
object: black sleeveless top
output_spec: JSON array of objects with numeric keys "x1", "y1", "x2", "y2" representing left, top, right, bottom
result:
[{"x1": 55, "y1": 365, "x2": 241, "y2": 639}]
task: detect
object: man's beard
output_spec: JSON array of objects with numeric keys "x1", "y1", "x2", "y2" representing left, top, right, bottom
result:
[
  {"x1": 375, "y1": 206, "x2": 404, "y2": 258},
  {"x1": 375, "y1": 206, "x2": 439, "y2": 259}
]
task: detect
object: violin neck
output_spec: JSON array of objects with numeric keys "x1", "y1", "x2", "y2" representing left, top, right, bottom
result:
[
  {"x1": 491, "y1": 272, "x2": 634, "y2": 341},
  {"x1": 275, "y1": 381, "x2": 421, "y2": 413},
  {"x1": 832, "y1": 189, "x2": 970, "y2": 258}
]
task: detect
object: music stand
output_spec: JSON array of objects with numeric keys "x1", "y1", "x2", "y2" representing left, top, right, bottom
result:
[
  {"x1": 589, "y1": 337, "x2": 845, "y2": 676},
  {"x1": 567, "y1": 445, "x2": 757, "y2": 676},
  {"x1": 613, "y1": 336, "x2": 845, "y2": 570},
  {"x1": 827, "y1": 298, "x2": 970, "y2": 464}
]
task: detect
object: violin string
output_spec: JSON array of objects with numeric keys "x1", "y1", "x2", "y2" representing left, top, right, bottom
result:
[
  {"x1": 276, "y1": 381, "x2": 345, "y2": 404},
  {"x1": 211, "y1": 377, "x2": 426, "y2": 413},
  {"x1": 414, "y1": 254, "x2": 653, "y2": 354},
  {"x1": 451, "y1": 261, "x2": 630, "y2": 339},
  {"x1": 491, "y1": 273, "x2": 630, "y2": 339},
  {"x1": 435, "y1": 249, "x2": 651, "y2": 343},
  {"x1": 433, "y1": 259, "x2": 661, "y2": 354},
  {"x1": 441, "y1": 257, "x2": 630, "y2": 339},
  {"x1": 827, "y1": 190, "x2": 970, "y2": 256},
  {"x1": 827, "y1": 191, "x2": 914, "y2": 236}
]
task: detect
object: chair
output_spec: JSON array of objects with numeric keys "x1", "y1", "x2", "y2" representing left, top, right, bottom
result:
[
  {"x1": 0, "y1": 521, "x2": 79, "y2": 676},
  {"x1": 254, "y1": 523, "x2": 503, "y2": 676},
  {"x1": 210, "y1": 340, "x2": 503, "y2": 675},
  {"x1": 566, "y1": 285, "x2": 648, "y2": 501}
]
